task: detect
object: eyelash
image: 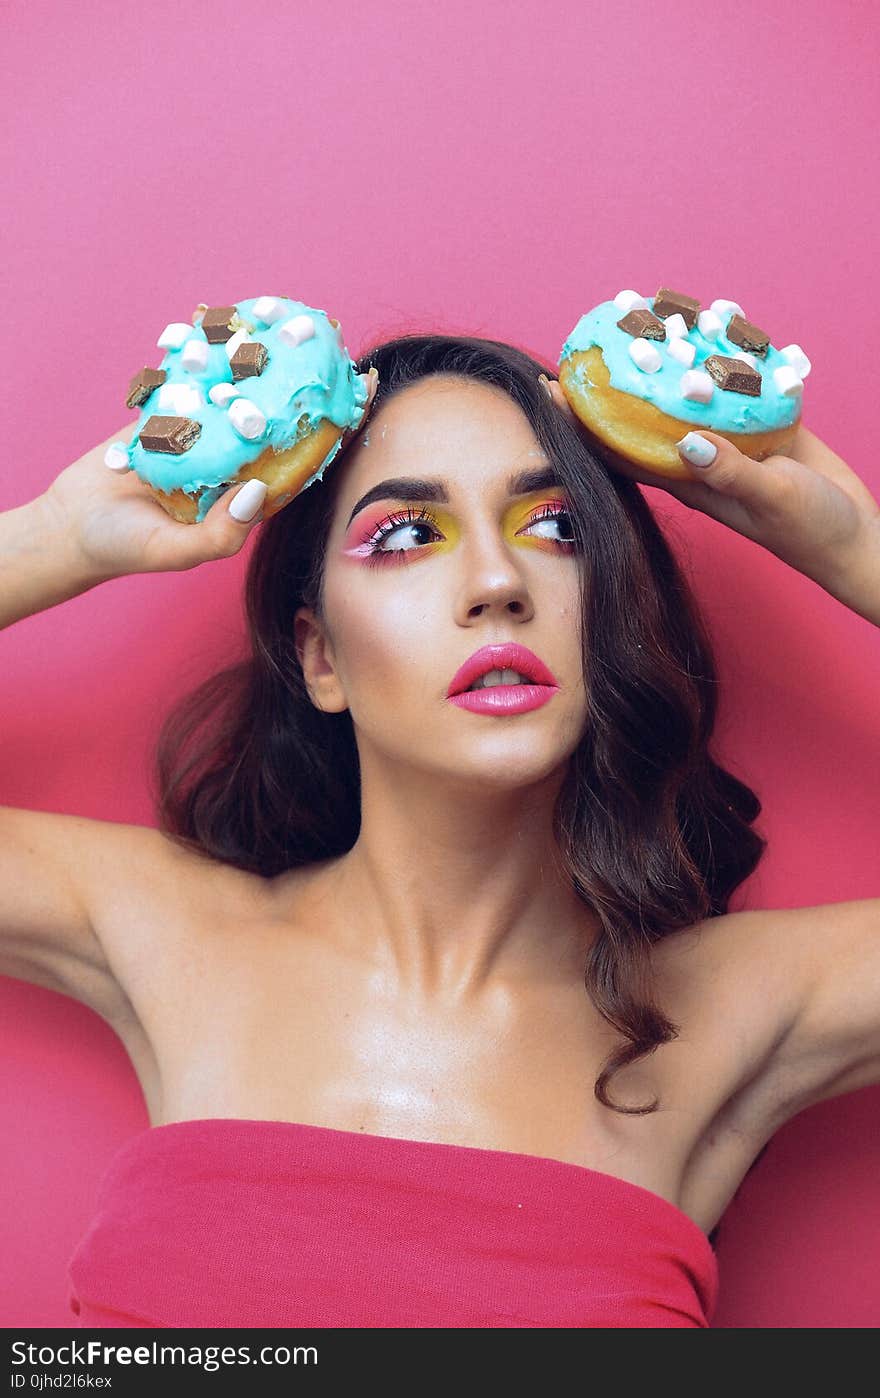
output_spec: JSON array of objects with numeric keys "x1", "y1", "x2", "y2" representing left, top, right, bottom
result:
[{"x1": 362, "y1": 501, "x2": 577, "y2": 567}]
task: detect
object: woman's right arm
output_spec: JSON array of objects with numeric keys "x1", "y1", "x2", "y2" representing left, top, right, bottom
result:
[
  {"x1": 2, "y1": 424, "x2": 269, "y2": 635},
  {"x1": 0, "y1": 491, "x2": 116, "y2": 630},
  {"x1": 0, "y1": 428, "x2": 268, "y2": 1011}
]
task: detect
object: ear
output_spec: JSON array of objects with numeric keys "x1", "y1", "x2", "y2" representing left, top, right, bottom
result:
[{"x1": 293, "y1": 606, "x2": 348, "y2": 714}]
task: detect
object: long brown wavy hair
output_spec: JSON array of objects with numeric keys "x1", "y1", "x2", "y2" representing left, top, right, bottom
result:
[{"x1": 152, "y1": 332, "x2": 767, "y2": 1127}]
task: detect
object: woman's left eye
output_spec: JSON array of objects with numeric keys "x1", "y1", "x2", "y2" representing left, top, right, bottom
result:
[{"x1": 518, "y1": 502, "x2": 576, "y2": 545}]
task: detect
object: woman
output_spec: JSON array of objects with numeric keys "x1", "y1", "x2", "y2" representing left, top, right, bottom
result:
[{"x1": 2, "y1": 332, "x2": 878, "y2": 1329}]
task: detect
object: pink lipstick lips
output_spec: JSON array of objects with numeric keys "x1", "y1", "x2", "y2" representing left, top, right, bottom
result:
[{"x1": 446, "y1": 643, "x2": 560, "y2": 716}]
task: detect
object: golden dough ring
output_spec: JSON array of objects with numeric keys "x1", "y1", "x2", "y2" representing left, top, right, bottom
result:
[
  {"x1": 559, "y1": 345, "x2": 799, "y2": 482},
  {"x1": 144, "y1": 418, "x2": 345, "y2": 524}
]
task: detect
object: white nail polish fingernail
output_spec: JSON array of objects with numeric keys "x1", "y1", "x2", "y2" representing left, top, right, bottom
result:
[
  {"x1": 676, "y1": 432, "x2": 717, "y2": 467},
  {"x1": 228, "y1": 478, "x2": 268, "y2": 522}
]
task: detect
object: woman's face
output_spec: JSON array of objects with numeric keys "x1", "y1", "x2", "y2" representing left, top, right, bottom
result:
[{"x1": 294, "y1": 374, "x2": 589, "y2": 793}]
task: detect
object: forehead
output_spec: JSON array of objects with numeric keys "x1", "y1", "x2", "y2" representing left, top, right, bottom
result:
[{"x1": 338, "y1": 374, "x2": 548, "y2": 500}]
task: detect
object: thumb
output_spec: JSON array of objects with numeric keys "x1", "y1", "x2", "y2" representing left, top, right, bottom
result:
[
  {"x1": 675, "y1": 430, "x2": 792, "y2": 508},
  {"x1": 186, "y1": 478, "x2": 269, "y2": 563}
]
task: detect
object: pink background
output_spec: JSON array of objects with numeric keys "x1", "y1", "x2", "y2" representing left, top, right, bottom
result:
[{"x1": 2, "y1": 0, "x2": 879, "y2": 1327}]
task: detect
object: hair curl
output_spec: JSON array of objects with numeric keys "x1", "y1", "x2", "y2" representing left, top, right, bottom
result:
[{"x1": 152, "y1": 332, "x2": 766, "y2": 1135}]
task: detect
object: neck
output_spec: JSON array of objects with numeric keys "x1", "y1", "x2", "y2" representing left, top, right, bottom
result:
[{"x1": 325, "y1": 750, "x2": 600, "y2": 1006}]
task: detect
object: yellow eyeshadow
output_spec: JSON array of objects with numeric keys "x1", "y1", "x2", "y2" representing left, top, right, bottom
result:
[
  {"x1": 424, "y1": 506, "x2": 460, "y2": 545},
  {"x1": 426, "y1": 493, "x2": 570, "y2": 544},
  {"x1": 506, "y1": 490, "x2": 571, "y2": 534}
]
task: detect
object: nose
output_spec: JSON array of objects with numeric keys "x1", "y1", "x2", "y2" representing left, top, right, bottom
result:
[{"x1": 453, "y1": 531, "x2": 535, "y2": 623}]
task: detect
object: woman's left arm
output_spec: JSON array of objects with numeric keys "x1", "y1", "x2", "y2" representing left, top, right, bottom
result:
[
  {"x1": 544, "y1": 380, "x2": 880, "y2": 1110},
  {"x1": 662, "y1": 426, "x2": 880, "y2": 1103}
]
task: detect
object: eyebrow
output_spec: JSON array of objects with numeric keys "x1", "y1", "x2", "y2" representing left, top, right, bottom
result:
[{"x1": 345, "y1": 466, "x2": 563, "y2": 528}]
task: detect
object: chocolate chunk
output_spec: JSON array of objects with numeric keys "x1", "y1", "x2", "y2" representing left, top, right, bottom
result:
[
  {"x1": 653, "y1": 286, "x2": 701, "y2": 330},
  {"x1": 705, "y1": 355, "x2": 762, "y2": 396},
  {"x1": 616, "y1": 308, "x2": 666, "y2": 340},
  {"x1": 230, "y1": 341, "x2": 269, "y2": 380},
  {"x1": 726, "y1": 313, "x2": 770, "y2": 357},
  {"x1": 138, "y1": 414, "x2": 202, "y2": 453},
  {"x1": 125, "y1": 367, "x2": 166, "y2": 409},
  {"x1": 199, "y1": 305, "x2": 238, "y2": 343}
]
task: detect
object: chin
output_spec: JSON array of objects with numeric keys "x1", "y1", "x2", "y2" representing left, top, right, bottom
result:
[{"x1": 447, "y1": 747, "x2": 572, "y2": 792}]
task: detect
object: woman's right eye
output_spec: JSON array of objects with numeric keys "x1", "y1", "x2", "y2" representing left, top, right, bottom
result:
[
  {"x1": 362, "y1": 505, "x2": 444, "y2": 565},
  {"x1": 371, "y1": 519, "x2": 442, "y2": 553}
]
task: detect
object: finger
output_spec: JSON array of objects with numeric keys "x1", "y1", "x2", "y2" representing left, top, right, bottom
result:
[
  {"x1": 340, "y1": 369, "x2": 379, "y2": 449},
  {"x1": 666, "y1": 428, "x2": 814, "y2": 544},
  {"x1": 675, "y1": 429, "x2": 796, "y2": 508},
  {"x1": 360, "y1": 366, "x2": 379, "y2": 420},
  {"x1": 538, "y1": 373, "x2": 581, "y2": 429}
]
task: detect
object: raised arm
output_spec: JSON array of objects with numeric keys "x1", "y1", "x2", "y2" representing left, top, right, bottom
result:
[
  {"x1": 541, "y1": 380, "x2": 880, "y2": 1118},
  {"x1": 664, "y1": 427, "x2": 880, "y2": 1110},
  {"x1": 0, "y1": 427, "x2": 270, "y2": 1012}
]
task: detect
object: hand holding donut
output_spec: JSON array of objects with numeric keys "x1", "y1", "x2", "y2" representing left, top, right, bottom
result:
[
  {"x1": 540, "y1": 372, "x2": 880, "y2": 626},
  {"x1": 45, "y1": 426, "x2": 298, "y2": 580},
  {"x1": 44, "y1": 357, "x2": 379, "y2": 580}
]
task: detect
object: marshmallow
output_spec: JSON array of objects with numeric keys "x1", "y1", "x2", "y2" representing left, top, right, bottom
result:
[
  {"x1": 679, "y1": 369, "x2": 715, "y2": 403},
  {"x1": 278, "y1": 314, "x2": 316, "y2": 348},
  {"x1": 208, "y1": 382, "x2": 240, "y2": 408},
  {"x1": 104, "y1": 442, "x2": 131, "y2": 472},
  {"x1": 710, "y1": 299, "x2": 745, "y2": 320},
  {"x1": 252, "y1": 296, "x2": 287, "y2": 324},
  {"x1": 181, "y1": 337, "x2": 210, "y2": 373},
  {"x1": 224, "y1": 329, "x2": 252, "y2": 362},
  {"x1": 779, "y1": 344, "x2": 811, "y2": 379},
  {"x1": 628, "y1": 338, "x2": 662, "y2": 373},
  {"x1": 666, "y1": 336, "x2": 696, "y2": 368},
  {"x1": 697, "y1": 310, "x2": 724, "y2": 342},
  {"x1": 663, "y1": 313, "x2": 689, "y2": 340},
  {"x1": 733, "y1": 351, "x2": 759, "y2": 369},
  {"x1": 773, "y1": 365, "x2": 804, "y2": 397},
  {"x1": 157, "y1": 322, "x2": 194, "y2": 351},
  {"x1": 613, "y1": 289, "x2": 651, "y2": 313},
  {"x1": 156, "y1": 382, "x2": 204, "y2": 415},
  {"x1": 228, "y1": 397, "x2": 267, "y2": 440}
]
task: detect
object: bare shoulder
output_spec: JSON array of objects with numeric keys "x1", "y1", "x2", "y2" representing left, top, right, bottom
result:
[
  {"x1": 78, "y1": 823, "x2": 269, "y2": 1118},
  {"x1": 0, "y1": 806, "x2": 233, "y2": 1021},
  {"x1": 84, "y1": 823, "x2": 266, "y2": 1010},
  {"x1": 0, "y1": 807, "x2": 264, "y2": 1124}
]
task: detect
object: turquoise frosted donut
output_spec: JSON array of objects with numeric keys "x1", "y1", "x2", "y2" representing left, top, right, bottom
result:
[
  {"x1": 558, "y1": 287, "x2": 810, "y2": 479},
  {"x1": 116, "y1": 296, "x2": 369, "y2": 523}
]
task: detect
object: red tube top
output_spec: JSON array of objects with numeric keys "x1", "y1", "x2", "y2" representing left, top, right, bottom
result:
[{"x1": 66, "y1": 1118, "x2": 718, "y2": 1328}]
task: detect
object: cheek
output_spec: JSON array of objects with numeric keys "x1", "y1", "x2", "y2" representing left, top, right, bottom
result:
[
  {"x1": 554, "y1": 586, "x2": 587, "y2": 695},
  {"x1": 322, "y1": 566, "x2": 441, "y2": 705}
]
